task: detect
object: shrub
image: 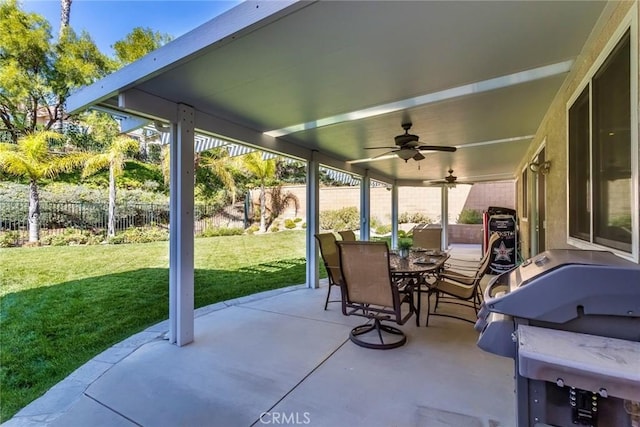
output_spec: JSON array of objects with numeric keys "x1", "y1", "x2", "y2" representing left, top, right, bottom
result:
[
  {"x1": 0, "y1": 231, "x2": 20, "y2": 248},
  {"x1": 199, "y1": 227, "x2": 244, "y2": 237},
  {"x1": 375, "y1": 224, "x2": 392, "y2": 235},
  {"x1": 457, "y1": 209, "x2": 483, "y2": 224},
  {"x1": 319, "y1": 206, "x2": 359, "y2": 231},
  {"x1": 399, "y1": 212, "x2": 432, "y2": 224},
  {"x1": 108, "y1": 227, "x2": 169, "y2": 244},
  {"x1": 41, "y1": 228, "x2": 104, "y2": 246},
  {"x1": 284, "y1": 219, "x2": 296, "y2": 229},
  {"x1": 293, "y1": 217, "x2": 302, "y2": 223},
  {"x1": 270, "y1": 226, "x2": 280, "y2": 232},
  {"x1": 220, "y1": 227, "x2": 244, "y2": 236},
  {"x1": 245, "y1": 224, "x2": 259, "y2": 235}
]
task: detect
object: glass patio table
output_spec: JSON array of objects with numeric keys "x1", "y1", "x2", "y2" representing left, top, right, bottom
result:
[{"x1": 390, "y1": 250, "x2": 449, "y2": 326}]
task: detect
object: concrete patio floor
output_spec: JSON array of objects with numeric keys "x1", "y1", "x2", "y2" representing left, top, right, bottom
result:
[{"x1": 5, "y1": 245, "x2": 516, "y2": 427}]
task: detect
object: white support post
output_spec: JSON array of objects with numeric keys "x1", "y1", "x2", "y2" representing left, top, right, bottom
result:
[
  {"x1": 441, "y1": 186, "x2": 449, "y2": 251},
  {"x1": 391, "y1": 184, "x2": 399, "y2": 249},
  {"x1": 169, "y1": 104, "x2": 195, "y2": 346},
  {"x1": 306, "y1": 153, "x2": 320, "y2": 289},
  {"x1": 360, "y1": 172, "x2": 371, "y2": 241}
]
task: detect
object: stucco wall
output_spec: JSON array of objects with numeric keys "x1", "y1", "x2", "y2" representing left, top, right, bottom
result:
[{"x1": 516, "y1": 1, "x2": 638, "y2": 258}]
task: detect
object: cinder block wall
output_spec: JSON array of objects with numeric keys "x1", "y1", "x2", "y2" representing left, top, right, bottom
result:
[{"x1": 254, "y1": 181, "x2": 515, "y2": 228}]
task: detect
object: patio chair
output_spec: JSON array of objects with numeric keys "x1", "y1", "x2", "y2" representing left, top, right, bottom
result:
[
  {"x1": 426, "y1": 232, "x2": 500, "y2": 325},
  {"x1": 338, "y1": 230, "x2": 356, "y2": 241},
  {"x1": 337, "y1": 241, "x2": 416, "y2": 349},
  {"x1": 314, "y1": 233, "x2": 343, "y2": 310},
  {"x1": 441, "y1": 232, "x2": 501, "y2": 282},
  {"x1": 411, "y1": 225, "x2": 441, "y2": 250}
]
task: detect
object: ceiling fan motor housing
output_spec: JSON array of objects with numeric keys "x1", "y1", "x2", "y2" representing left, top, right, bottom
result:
[
  {"x1": 445, "y1": 169, "x2": 457, "y2": 183},
  {"x1": 394, "y1": 133, "x2": 419, "y2": 147}
]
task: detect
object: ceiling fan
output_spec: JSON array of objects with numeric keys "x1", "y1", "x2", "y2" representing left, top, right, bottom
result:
[
  {"x1": 364, "y1": 122, "x2": 457, "y2": 162},
  {"x1": 427, "y1": 169, "x2": 474, "y2": 186}
]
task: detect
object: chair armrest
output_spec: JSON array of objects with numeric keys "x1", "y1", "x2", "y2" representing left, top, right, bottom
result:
[
  {"x1": 446, "y1": 256, "x2": 482, "y2": 264},
  {"x1": 440, "y1": 270, "x2": 480, "y2": 285},
  {"x1": 443, "y1": 263, "x2": 478, "y2": 272}
]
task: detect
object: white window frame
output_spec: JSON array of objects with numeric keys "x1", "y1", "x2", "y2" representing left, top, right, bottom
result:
[
  {"x1": 520, "y1": 166, "x2": 528, "y2": 221},
  {"x1": 565, "y1": 4, "x2": 638, "y2": 263}
]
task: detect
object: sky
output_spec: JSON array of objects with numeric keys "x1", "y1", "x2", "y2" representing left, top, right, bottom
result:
[{"x1": 22, "y1": 0, "x2": 242, "y2": 56}]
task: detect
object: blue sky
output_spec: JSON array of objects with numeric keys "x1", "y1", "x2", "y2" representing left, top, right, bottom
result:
[{"x1": 22, "y1": 0, "x2": 242, "y2": 56}]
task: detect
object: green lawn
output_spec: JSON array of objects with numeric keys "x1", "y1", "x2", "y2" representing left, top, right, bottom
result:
[{"x1": 0, "y1": 230, "x2": 312, "y2": 422}]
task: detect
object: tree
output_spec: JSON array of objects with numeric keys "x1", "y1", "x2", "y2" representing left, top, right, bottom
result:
[
  {"x1": 276, "y1": 159, "x2": 306, "y2": 183},
  {"x1": 267, "y1": 185, "x2": 299, "y2": 229},
  {"x1": 241, "y1": 152, "x2": 276, "y2": 233},
  {"x1": 56, "y1": 0, "x2": 73, "y2": 130},
  {"x1": 0, "y1": 131, "x2": 86, "y2": 242},
  {"x1": 80, "y1": 112, "x2": 139, "y2": 238},
  {"x1": 59, "y1": 0, "x2": 72, "y2": 35},
  {"x1": 196, "y1": 148, "x2": 238, "y2": 205},
  {"x1": 0, "y1": 0, "x2": 114, "y2": 140},
  {"x1": 113, "y1": 27, "x2": 172, "y2": 65}
]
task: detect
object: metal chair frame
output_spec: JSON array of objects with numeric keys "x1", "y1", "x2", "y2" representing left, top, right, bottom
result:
[
  {"x1": 314, "y1": 233, "x2": 343, "y2": 310},
  {"x1": 426, "y1": 233, "x2": 500, "y2": 325},
  {"x1": 337, "y1": 241, "x2": 416, "y2": 349}
]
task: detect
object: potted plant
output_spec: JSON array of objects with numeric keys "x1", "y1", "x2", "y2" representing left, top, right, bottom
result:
[{"x1": 397, "y1": 238, "x2": 412, "y2": 259}]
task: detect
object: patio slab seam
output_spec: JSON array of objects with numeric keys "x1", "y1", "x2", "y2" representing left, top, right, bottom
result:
[{"x1": 248, "y1": 336, "x2": 350, "y2": 426}]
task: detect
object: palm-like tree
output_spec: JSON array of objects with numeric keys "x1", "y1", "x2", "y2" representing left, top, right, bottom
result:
[
  {"x1": 196, "y1": 148, "x2": 238, "y2": 205},
  {"x1": 82, "y1": 135, "x2": 138, "y2": 238},
  {"x1": 59, "y1": 0, "x2": 72, "y2": 35},
  {"x1": 56, "y1": 0, "x2": 73, "y2": 130},
  {"x1": 0, "y1": 131, "x2": 86, "y2": 242},
  {"x1": 242, "y1": 151, "x2": 276, "y2": 233}
]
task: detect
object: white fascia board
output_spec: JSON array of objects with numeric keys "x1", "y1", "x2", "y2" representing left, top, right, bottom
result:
[
  {"x1": 67, "y1": 0, "x2": 305, "y2": 114},
  {"x1": 89, "y1": 104, "x2": 149, "y2": 133},
  {"x1": 118, "y1": 89, "x2": 179, "y2": 122},
  {"x1": 193, "y1": 109, "x2": 309, "y2": 160},
  {"x1": 118, "y1": 116, "x2": 150, "y2": 134}
]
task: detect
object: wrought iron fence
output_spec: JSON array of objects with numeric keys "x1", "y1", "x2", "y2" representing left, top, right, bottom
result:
[{"x1": 0, "y1": 201, "x2": 245, "y2": 246}]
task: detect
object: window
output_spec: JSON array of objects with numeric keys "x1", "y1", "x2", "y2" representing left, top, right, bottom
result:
[
  {"x1": 568, "y1": 30, "x2": 632, "y2": 253},
  {"x1": 568, "y1": 87, "x2": 591, "y2": 241},
  {"x1": 521, "y1": 167, "x2": 528, "y2": 219}
]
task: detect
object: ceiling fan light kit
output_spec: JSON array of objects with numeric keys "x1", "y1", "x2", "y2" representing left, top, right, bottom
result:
[{"x1": 396, "y1": 148, "x2": 417, "y2": 161}]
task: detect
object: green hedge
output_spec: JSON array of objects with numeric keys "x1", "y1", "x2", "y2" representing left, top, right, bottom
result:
[
  {"x1": 319, "y1": 206, "x2": 359, "y2": 231},
  {"x1": 457, "y1": 209, "x2": 483, "y2": 224}
]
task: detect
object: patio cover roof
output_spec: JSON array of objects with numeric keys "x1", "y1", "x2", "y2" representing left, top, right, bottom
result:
[{"x1": 67, "y1": 0, "x2": 609, "y2": 186}]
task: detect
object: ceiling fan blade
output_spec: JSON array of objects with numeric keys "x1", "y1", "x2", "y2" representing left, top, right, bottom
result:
[
  {"x1": 364, "y1": 146, "x2": 397, "y2": 150},
  {"x1": 372, "y1": 149, "x2": 396, "y2": 159},
  {"x1": 417, "y1": 145, "x2": 457, "y2": 152},
  {"x1": 348, "y1": 154, "x2": 398, "y2": 164}
]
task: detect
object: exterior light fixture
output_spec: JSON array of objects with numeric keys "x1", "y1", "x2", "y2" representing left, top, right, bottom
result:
[{"x1": 529, "y1": 160, "x2": 551, "y2": 175}]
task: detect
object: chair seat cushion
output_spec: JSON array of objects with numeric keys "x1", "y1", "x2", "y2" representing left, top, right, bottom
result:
[
  {"x1": 440, "y1": 270, "x2": 476, "y2": 286},
  {"x1": 434, "y1": 279, "x2": 475, "y2": 300}
]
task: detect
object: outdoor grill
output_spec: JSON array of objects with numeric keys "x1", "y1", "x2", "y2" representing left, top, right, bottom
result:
[{"x1": 475, "y1": 249, "x2": 640, "y2": 427}]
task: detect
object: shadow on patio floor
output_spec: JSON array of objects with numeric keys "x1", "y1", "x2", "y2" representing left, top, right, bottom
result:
[{"x1": 5, "y1": 245, "x2": 515, "y2": 427}]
